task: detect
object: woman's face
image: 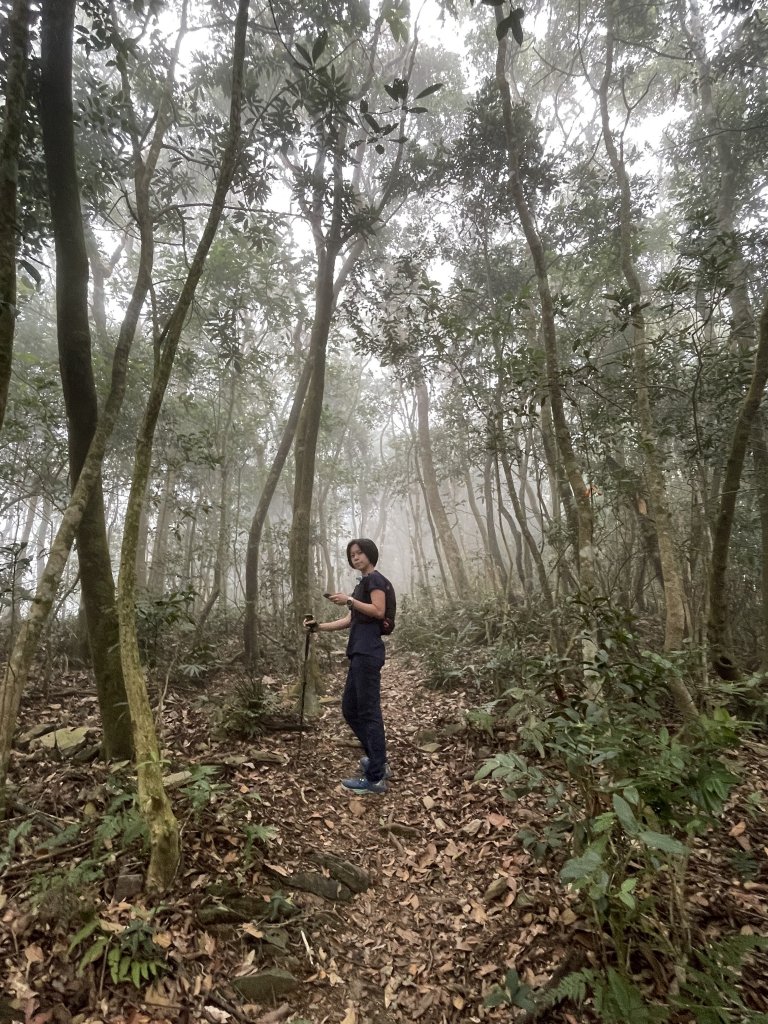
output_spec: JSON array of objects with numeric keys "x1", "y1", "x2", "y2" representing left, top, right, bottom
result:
[{"x1": 349, "y1": 543, "x2": 372, "y2": 574}]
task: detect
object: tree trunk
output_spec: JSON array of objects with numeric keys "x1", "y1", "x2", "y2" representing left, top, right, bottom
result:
[
  {"x1": 709, "y1": 293, "x2": 768, "y2": 675},
  {"x1": 680, "y1": 0, "x2": 768, "y2": 676},
  {"x1": 414, "y1": 378, "x2": 469, "y2": 594},
  {"x1": 244, "y1": 346, "x2": 312, "y2": 666},
  {"x1": 753, "y1": 415, "x2": 768, "y2": 670},
  {"x1": 493, "y1": 16, "x2": 595, "y2": 629},
  {"x1": 147, "y1": 467, "x2": 175, "y2": 598},
  {"x1": 0, "y1": 0, "x2": 33, "y2": 431},
  {"x1": 0, "y1": 0, "x2": 180, "y2": 808},
  {"x1": 599, "y1": 17, "x2": 691, "y2": 685},
  {"x1": 289, "y1": 244, "x2": 339, "y2": 713},
  {"x1": 115, "y1": 0, "x2": 249, "y2": 890},
  {"x1": 39, "y1": 0, "x2": 133, "y2": 757}
]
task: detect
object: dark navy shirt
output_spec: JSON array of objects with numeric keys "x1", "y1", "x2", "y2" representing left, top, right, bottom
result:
[{"x1": 346, "y1": 570, "x2": 388, "y2": 661}]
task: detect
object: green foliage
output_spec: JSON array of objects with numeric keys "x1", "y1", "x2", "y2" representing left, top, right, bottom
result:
[
  {"x1": 466, "y1": 599, "x2": 763, "y2": 1016},
  {"x1": 222, "y1": 675, "x2": 282, "y2": 740},
  {"x1": 675, "y1": 934, "x2": 768, "y2": 1023},
  {"x1": 546, "y1": 938, "x2": 768, "y2": 1024},
  {"x1": 0, "y1": 819, "x2": 33, "y2": 872},
  {"x1": 136, "y1": 586, "x2": 197, "y2": 666},
  {"x1": 69, "y1": 912, "x2": 168, "y2": 990},
  {"x1": 484, "y1": 968, "x2": 535, "y2": 1011}
]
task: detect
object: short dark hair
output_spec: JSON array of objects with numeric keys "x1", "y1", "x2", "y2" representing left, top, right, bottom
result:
[{"x1": 346, "y1": 538, "x2": 379, "y2": 568}]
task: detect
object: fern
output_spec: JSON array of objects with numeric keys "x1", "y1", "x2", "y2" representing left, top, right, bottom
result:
[
  {"x1": 675, "y1": 934, "x2": 768, "y2": 1024},
  {"x1": 0, "y1": 819, "x2": 33, "y2": 870},
  {"x1": 542, "y1": 968, "x2": 596, "y2": 1008}
]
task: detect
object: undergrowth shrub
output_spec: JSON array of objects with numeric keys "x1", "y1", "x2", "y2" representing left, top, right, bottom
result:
[
  {"x1": 407, "y1": 593, "x2": 768, "y2": 1022},
  {"x1": 396, "y1": 592, "x2": 563, "y2": 695},
  {"x1": 222, "y1": 674, "x2": 282, "y2": 739}
]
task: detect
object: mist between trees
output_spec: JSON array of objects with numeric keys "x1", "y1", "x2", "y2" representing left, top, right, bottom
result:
[{"x1": 0, "y1": 0, "x2": 767, "y2": 1011}]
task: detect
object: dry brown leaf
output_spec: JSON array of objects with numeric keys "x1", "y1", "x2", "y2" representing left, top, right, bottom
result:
[
  {"x1": 487, "y1": 812, "x2": 511, "y2": 828},
  {"x1": 24, "y1": 945, "x2": 44, "y2": 965},
  {"x1": 730, "y1": 821, "x2": 747, "y2": 837},
  {"x1": 348, "y1": 798, "x2": 367, "y2": 818},
  {"x1": 418, "y1": 842, "x2": 438, "y2": 868},
  {"x1": 264, "y1": 863, "x2": 290, "y2": 876},
  {"x1": 340, "y1": 1004, "x2": 357, "y2": 1024}
]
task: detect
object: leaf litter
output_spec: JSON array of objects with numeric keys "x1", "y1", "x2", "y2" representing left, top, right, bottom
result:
[{"x1": 1, "y1": 655, "x2": 767, "y2": 1022}]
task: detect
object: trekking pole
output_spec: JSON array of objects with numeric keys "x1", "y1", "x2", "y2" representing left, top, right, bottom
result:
[{"x1": 298, "y1": 616, "x2": 313, "y2": 757}]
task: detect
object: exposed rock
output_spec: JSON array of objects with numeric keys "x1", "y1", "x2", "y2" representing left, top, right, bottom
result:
[
  {"x1": 113, "y1": 874, "x2": 144, "y2": 901},
  {"x1": 247, "y1": 750, "x2": 285, "y2": 764},
  {"x1": 37, "y1": 727, "x2": 90, "y2": 755},
  {"x1": 284, "y1": 871, "x2": 352, "y2": 902},
  {"x1": 198, "y1": 894, "x2": 269, "y2": 925},
  {"x1": 198, "y1": 885, "x2": 296, "y2": 926},
  {"x1": 163, "y1": 770, "x2": 193, "y2": 789},
  {"x1": 379, "y1": 823, "x2": 420, "y2": 839},
  {"x1": 72, "y1": 744, "x2": 100, "y2": 764},
  {"x1": 308, "y1": 852, "x2": 370, "y2": 893},
  {"x1": 231, "y1": 969, "x2": 299, "y2": 1001},
  {"x1": 16, "y1": 723, "x2": 57, "y2": 750}
]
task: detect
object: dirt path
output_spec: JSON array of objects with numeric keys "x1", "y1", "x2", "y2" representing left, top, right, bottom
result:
[{"x1": 216, "y1": 654, "x2": 569, "y2": 1024}]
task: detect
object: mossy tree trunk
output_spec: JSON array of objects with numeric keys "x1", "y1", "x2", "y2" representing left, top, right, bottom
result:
[
  {"x1": 116, "y1": 0, "x2": 249, "y2": 891},
  {"x1": 39, "y1": 0, "x2": 133, "y2": 758},
  {"x1": 0, "y1": 0, "x2": 32, "y2": 432},
  {"x1": 0, "y1": 0, "x2": 178, "y2": 810}
]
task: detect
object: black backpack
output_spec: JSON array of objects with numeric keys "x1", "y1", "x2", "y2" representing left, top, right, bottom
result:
[
  {"x1": 380, "y1": 578, "x2": 397, "y2": 636},
  {"x1": 361, "y1": 573, "x2": 396, "y2": 635}
]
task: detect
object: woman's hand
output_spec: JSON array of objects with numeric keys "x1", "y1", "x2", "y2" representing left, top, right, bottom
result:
[{"x1": 326, "y1": 592, "x2": 350, "y2": 606}]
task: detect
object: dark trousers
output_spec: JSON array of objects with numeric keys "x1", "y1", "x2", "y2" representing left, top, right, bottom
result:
[{"x1": 342, "y1": 654, "x2": 387, "y2": 782}]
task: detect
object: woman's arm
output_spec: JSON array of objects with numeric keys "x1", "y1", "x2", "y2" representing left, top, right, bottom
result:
[
  {"x1": 326, "y1": 588, "x2": 385, "y2": 620},
  {"x1": 317, "y1": 614, "x2": 351, "y2": 632}
]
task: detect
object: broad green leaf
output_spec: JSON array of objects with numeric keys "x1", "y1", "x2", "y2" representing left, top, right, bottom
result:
[
  {"x1": 613, "y1": 793, "x2": 639, "y2": 835},
  {"x1": 638, "y1": 830, "x2": 687, "y2": 856}
]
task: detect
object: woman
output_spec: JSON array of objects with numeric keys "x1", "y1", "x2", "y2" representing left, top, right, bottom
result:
[{"x1": 305, "y1": 538, "x2": 392, "y2": 795}]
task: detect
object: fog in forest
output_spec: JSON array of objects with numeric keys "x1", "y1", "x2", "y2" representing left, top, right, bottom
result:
[{"x1": 1, "y1": 0, "x2": 767, "y2": 1019}]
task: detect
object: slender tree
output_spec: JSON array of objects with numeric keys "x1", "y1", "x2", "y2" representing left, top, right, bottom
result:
[{"x1": 0, "y1": 0, "x2": 33, "y2": 430}]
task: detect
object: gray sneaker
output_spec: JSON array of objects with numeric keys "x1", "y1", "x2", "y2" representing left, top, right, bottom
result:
[
  {"x1": 359, "y1": 756, "x2": 392, "y2": 780},
  {"x1": 342, "y1": 776, "x2": 388, "y2": 795}
]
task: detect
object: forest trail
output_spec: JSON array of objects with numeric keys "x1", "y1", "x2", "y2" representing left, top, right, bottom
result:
[
  {"x1": 1, "y1": 653, "x2": 571, "y2": 1024},
  {"x1": 226, "y1": 652, "x2": 569, "y2": 1024}
]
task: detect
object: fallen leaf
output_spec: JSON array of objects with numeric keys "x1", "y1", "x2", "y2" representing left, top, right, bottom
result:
[
  {"x1": 443, "y1": 838, "x2": 460, "y2": 858},
  {"x1": 729, "y1": 821, "x2": 746, "y2": 837},
  {"x1": 340, "y1": 1004, "x2": 357, "y2": 1024},
  {"x1": 265, "y1": 863, "x2": 290, "y2": 876},
  {"x1": 348, "y1": 799, "x2": 366, "y2": 818},
  {"x1": 24, "y1": 945, "x2": 44, "y2": 966},
  {"x1": 487, "y1": 812, "x2": 511, "y2": 828},
  {"x1": 418, "y1": 843, "x2": 438, "y2": 868}
]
